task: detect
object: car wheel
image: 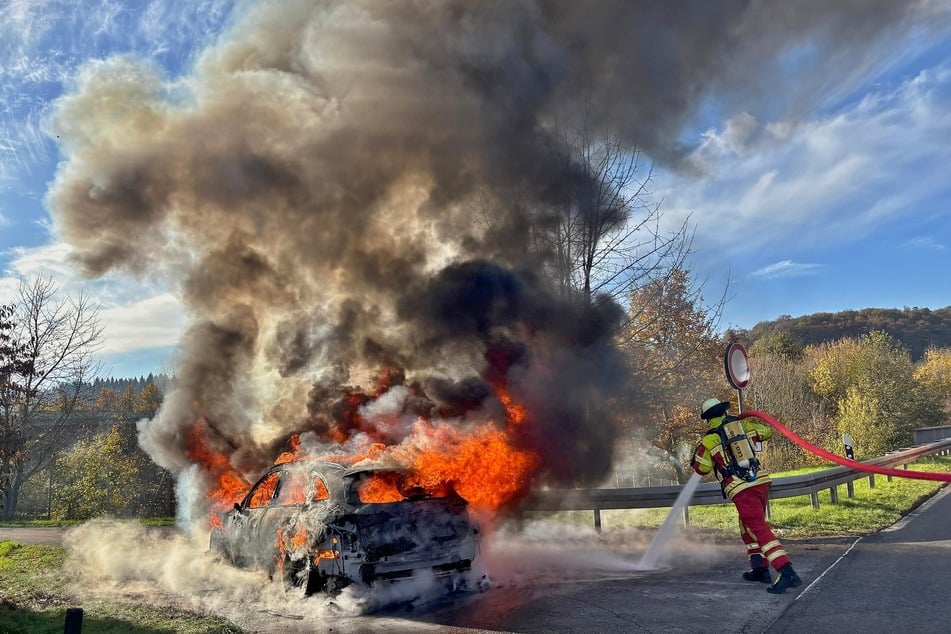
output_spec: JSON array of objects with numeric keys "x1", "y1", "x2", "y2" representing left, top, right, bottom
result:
[{"x1": 283, "y1": 556, "x2": 330, "y2": 597}]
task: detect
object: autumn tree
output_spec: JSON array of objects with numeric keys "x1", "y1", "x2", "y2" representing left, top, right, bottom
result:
[
  {"x1": 914, "y1": 347, "x2": 951, "y2": 417},
  {"x1": 810, "y1": 331, "x2": 941, "y2": 458},
  {"x1": 0, "y1": 278, "x2": 102, "y2": 520},
  {"x1": 0, "y1": 304, "x2": 34, "y2": 517},
  {"x1": 120, "y1": 384, "x2": 136, "y2": 414},
  {"x1": 619, "y1": 267, "x2": 724, "y2": 483},
  {"x1": 136, "y1": 382, "x2": 162, "y2": 417},
  {"x1": 95, "y1": 387, "x2": 119, "y2": 413},
  {"x1": 52, "y1": 424, "x2": 139, "y2": 519},
  {"x1": 746, "y1": 342, "x2": 830, "y2": 469}
]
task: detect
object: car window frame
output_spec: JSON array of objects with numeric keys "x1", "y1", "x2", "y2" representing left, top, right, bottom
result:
[
  {"x1": 244, "y1": 469, "x2": 281, "y2": 510},
  {"x1": 272, "y1": 468, "x2": 331, "y2": 507}
]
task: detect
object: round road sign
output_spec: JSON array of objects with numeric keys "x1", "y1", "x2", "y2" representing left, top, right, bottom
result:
[{"x1": 725, "y1": 343, "x2": 751, "y2": 389}]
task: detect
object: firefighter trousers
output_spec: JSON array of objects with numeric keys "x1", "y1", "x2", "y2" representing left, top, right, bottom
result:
[{"x1": 732, "y1": 482, "x2": 791, "y2": 571}]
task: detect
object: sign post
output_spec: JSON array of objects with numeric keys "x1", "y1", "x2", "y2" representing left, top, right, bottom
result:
[
  {"x1": 843, "y1": 433, "x2": 856, "y2": 497},
  {"x1": 843, "y1": 434, "x2": 854, "y2": 460}
]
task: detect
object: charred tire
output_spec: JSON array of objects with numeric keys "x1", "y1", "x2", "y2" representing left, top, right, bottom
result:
[{"x1": 283, "y1": 557, "x2": 322, "y2": 597}]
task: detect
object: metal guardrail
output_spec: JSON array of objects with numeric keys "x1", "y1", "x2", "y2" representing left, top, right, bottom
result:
[{"x1": 519, "y1": 438, "x2": 951, "y2": 530}]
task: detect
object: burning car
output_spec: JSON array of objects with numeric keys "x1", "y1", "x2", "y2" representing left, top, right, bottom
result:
[{"x1": 209, "y1": 459, "x2": 483, "y2": 596}]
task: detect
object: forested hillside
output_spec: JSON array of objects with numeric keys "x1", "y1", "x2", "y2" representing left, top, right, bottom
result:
[{"x1": 738, "y1": 306, "x2": 951, "y2": 360}]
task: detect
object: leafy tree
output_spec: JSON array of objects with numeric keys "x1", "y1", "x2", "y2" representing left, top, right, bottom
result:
[
  {"x1": 96, "y1": 387, "x2": 119, "y2": 413},
  {"x1": 746, "y1": 347, "x2": 831, "y2": 469},
  {"x1": 0, "y1": 278, "x2": 102, "y2": 520},
  {"x1": 619, "y1": 267, "x2": 724, "y2": 483},
  {"x1": 755, "y1": 331, "x2": 805, "y2": 360},
  {"x1": 0, "y1": 304, "x2": 33, "y2": 518},
  {"x1": 52, "y1": 424, "x2": 139, "y2": 519},
  {"x1": 120, "y1": 385, "x2": 136, "y2": 414},
  {"x1": 136, "y1": 382, "x2": 162, "y2": 417},
  {"x1": 914, "y1": 347, "x2": 951, "y2": 416},
  {"x1": 810, "y1": 331, "x2": 941, "y2": 458}
]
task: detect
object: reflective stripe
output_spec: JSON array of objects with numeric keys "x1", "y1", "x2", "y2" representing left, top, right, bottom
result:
[
  {"x1": 761, "y1": 539, "x2": 782, "y2": 553},
  {"x1": 692, "y1": 444, "x2": 714, "y2": 475},
  {"x1": 764, "y1": 548, "x2": 788, "y2": 563},
  {"x1": 723, "y1": 473, "x2": 771, "y2": 499}
]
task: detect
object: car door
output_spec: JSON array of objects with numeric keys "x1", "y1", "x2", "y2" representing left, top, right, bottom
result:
[
  {"x1": 269, "y1": 467, "x2": 333, "y2": 560},
  {"x1": 230, "y1": 468, "x2": 282, "y2": 569}
]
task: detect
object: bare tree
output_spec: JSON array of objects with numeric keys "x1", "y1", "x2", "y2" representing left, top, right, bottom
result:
[
  {"x1": 531, "y1": 115, "x2": 693, "y2": 310},
  {"x1": 520, "y1": 116, "x2": 731, "y2": 483},
  {"x1": 0, "y1": 278, "x2": 102, "y2": 520}
]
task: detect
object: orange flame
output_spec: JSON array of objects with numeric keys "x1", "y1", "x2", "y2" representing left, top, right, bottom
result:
[
  {"x1": 185, "y1": 421, "x2": 250, "y2": 512},
  {"x1": 191, "y1": 375, "x2": 542, "y2": 523},
  {"x1": 357, "y1": 474, "x2": 404, "y2": 503},
  {"x1": 497, "y1": 387, "x2": 529, "y2": 426},
  {"x1": 289, "y1": 526, "x2": 308, "y2": 551},
  {"x1": 411, "y1": 425, "x2": 539, "y2": 511},
  {"x1": 275, "y1": 434, "x2": 303, "y2": 465}
]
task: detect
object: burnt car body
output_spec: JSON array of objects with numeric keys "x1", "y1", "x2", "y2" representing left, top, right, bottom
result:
[{"x1": 209, "y1": 459, "x2": 482, "y2": 596}]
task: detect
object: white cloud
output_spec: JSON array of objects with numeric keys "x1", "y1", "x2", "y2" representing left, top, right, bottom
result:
[
  {"x1": 749, "y1": 260, "x2": 821, "y2": 279},
  {"x1": 0, "y1": 1, "x2": 238, "y2": 372},
  {"x1": 0, "y1": 1, "x2": 235, "y2": 181},
  {"x1": 901, "y1": 236, "x2": 946, "y2": 251},
  {"x1": 1, "y1": 242, "x2": 187, "y2": 356},
  {"x1": 657, "y1": 63, "x2": 951, "y2": 261},
  {"x1": 98, "y1": 292, "x2": 186, "y2": 353}
]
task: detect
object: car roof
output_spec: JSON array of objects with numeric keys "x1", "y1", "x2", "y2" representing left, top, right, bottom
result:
[{"x1": 276, "y1": 458, "x2": 407, "y2": 479}]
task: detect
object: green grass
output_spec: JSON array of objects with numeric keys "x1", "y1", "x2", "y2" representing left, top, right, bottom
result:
[
  {"x1": 0, "y1": 541, "x2": 240, "y2": 633},
  {"x1": 555, "y1": 456, "x2": 951, "y2": 540}
]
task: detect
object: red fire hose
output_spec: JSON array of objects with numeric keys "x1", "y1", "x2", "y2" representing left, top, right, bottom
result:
[{"x1": 739, "y1": 410, "x2": 951, "y2": 482}]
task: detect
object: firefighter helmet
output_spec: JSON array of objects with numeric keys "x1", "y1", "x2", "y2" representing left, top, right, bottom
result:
[{"x1": 701, "y1": 398, "x2": 730, "y2": 420}]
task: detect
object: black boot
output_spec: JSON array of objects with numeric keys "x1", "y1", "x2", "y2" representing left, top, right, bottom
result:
[
  {"x1": 766, "y1": 563, "x2": 802, "y2": 594},
  {"x1": 742, "y1": 566, "x2": 771, "y2": 583}
]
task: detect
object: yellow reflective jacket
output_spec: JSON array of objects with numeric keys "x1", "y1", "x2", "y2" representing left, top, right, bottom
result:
[{"x1": 691, "y1": 414, "x2": 772, "y2": 499}]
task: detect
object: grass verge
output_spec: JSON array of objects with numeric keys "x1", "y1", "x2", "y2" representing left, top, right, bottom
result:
[
  {"x1": 0, "y1": 541, "x2": 240, "y2": 633},
  {"x1": 546, "y1": 456, "x2": 951, "y2": 540}
]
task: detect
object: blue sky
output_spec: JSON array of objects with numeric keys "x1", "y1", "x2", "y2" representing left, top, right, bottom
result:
[{"x1": 2, "y1": 1, "x2": 951, "y2": 378}]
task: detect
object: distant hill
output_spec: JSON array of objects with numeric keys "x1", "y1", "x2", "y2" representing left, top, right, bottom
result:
[{"x1": 737, "y1": 306, "x2": 951, "y2": 360}]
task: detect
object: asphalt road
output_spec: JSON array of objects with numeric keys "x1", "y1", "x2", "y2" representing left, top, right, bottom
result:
[
  {"x1": 3, "y1": 486, "x2": 950, "y2": 633},
  {"x1": 765, "y1": 485, "x2": 951, "y2": 634}
]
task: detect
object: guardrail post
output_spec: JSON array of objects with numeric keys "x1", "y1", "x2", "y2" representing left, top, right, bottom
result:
[
  {"x1": 868, "y1": 474, "x2": 875, "y2": 488},
  {"x1": 829, "y1": 486, "x2": 839, "y2": 504},
  {"x1": 765, "y1": 501, "x2": 771, "y2": 520},
  {"x1": 810, "y1": 492, "x2": 819, "y2": 509},
  {"x1": 593, "y1": 508, "x2": 601, "y2": 533},
  {"x1": 682, "y1": 506, "x2": 690, "y2": 527},
  {"x1": 846, "y1": 481, "x2": 855, "y2": 498}
]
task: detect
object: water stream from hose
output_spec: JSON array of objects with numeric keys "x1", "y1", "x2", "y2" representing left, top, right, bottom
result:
[{"x1": 637, "y1": 471, "x2": 702, "y2": 570}]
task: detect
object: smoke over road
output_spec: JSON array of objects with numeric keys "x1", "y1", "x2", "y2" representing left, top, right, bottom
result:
[{"x1": 45, "y1": 0, "x2": 935, "y2": 526}]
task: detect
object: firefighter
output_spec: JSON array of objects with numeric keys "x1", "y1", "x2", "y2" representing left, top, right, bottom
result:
[{"x1": 690, "y1": 398, "x2": 802, "y2": 594}]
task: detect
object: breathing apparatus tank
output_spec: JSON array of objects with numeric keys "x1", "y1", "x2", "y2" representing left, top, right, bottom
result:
[{"x1": 721, "y1": 419, "x2": 756, "y2": 468}]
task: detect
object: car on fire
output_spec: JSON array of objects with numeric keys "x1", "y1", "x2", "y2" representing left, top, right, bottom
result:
[{"x1": 209, "y1": 459, "x2": 483, "y2": 596}]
